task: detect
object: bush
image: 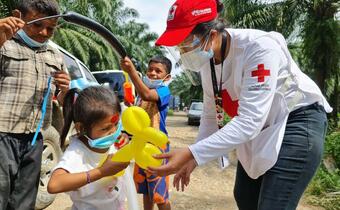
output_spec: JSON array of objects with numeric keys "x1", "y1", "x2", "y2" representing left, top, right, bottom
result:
[
  {"x1": 308, "y1": 194, "x2": 340, "y2": 210},
  {"x1": 168, "y1": 109, "x2": 174, "y2": 116},
  {"x1": 306, "y1": 131, "x2": 340, "y2": 209},
  {"x1": 308, "y1": 168, "x2": 340, "y2": 196},
  {"x1": 324, "y1": 132, "x2": 340, "y2": 168}
]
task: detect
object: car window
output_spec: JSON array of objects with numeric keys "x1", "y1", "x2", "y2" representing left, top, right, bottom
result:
[
  {"x1": 62, "y1": 53, "x2": 82, "y2": 80},
  {"x1": 190, "y1": 103, "x2": 203, "y2": 111},
  {"x1": 93, "y1": 72, "x2": 125, "y2": 101},
  {"x1": 80, "y1": 63, "x2": 97, "y2": 83}
]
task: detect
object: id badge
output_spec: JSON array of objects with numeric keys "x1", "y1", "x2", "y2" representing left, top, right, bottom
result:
[{"x1": 215, "y1": 97, "x2": 228, "y2": 128}]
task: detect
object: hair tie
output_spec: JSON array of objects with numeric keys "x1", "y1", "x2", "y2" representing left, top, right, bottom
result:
[{"x1": 73, "y1": 93, "x2": 78, "y2": 104}]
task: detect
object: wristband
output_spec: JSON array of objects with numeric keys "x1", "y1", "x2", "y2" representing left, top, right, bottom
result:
[{"x1": 86, "y1": 171, "x2": 91, "y2": 184}]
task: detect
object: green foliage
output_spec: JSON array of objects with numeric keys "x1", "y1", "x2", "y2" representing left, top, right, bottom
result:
[
  {"x1": 302, "y1": 0, "x2": 339, "y2": 95},
  {"x1": 221, "y1": 0, "x2": 303, "y2": 38},
  {"x1": 55, "y1": 0, "x2": 164, "y2": 72},
  {"x1": 0, "y1": 0, "x2": 164, "y2": 72},
  {"x1": 169, "y1": 72, "x2": 203, "y2": 107},
  {"x1": 307, "y1": 167, "x2": 340, "y2": 209},
  {"x1": 307, "y1": 131, "x2": 340, "y2": 209},
  {"x1": 324, "y1": 132, "x2": 340, "y2": 168},
  {"x1": 308, "y1": 168, "x2": 340, "y2": 195},
  {"x1": 221, "y1": 0, "x2": 339, "y2": 138},
  {"x1": 307, "y1": 192, "x2": 340, "y2": 210},
  {"x1": 167, "y1": 109, "x2": 174, "y2": 116},
  {"x1": 0, "y1": 0, "x2": 18, "y2": 17}
]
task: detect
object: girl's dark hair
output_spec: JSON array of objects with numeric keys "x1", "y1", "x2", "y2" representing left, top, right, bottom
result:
[
  {"x1": 16, "y1": 0, "x2": 60, "y2": 16},
  {"x1": 60, "y1": 86, "x2": 121, "y2": 147},
  {"x1": 191, "y1": 0, "x2": 226, "y2": 37}
]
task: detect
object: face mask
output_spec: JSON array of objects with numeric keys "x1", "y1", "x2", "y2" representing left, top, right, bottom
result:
[
  {"x1": 180, "y1": 48, "x2": 214, "y2": 72},
  {"x1": 86, "y1": 121, "x2": 122, "y2": 149},
  {"x1": 179, "y1": 34, "x2": 214, "y2": 72},
  {"x1": 142, "y1": 76, "x2": 167, "y2": 89},
  {"x1": 17, "y1": 29, "x2": 48, "y2": 48}
]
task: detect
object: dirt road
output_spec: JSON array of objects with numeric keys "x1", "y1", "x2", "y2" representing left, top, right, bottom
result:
[{"x1": 46, "y1": 113, "x2": 323, "y2": 210}]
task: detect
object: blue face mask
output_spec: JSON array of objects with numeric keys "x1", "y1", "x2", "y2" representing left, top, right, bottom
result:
[
  {"x1": 17, "y1": 29, "x2": 48, "y2": 48},
  {"x1": 86, "y1": 121, "x2": 122, "y2": 149},
  {"x1": 142, "y1": 76, "x2": 167, "y2": 89}
]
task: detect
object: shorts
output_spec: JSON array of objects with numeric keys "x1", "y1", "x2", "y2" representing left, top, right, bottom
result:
[{"x1": 133, "y1": 143, "x2": 170, "y2": 204}]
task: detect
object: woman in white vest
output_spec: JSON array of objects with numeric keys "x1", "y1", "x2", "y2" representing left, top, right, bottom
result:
[{"x1": 148, "y1": 0, "x2": 332, "y2": 209}]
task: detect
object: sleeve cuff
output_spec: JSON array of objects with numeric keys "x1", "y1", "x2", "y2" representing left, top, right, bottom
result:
[{"x1": 188, "y1": 144, "x2": 204, "y2": 166}]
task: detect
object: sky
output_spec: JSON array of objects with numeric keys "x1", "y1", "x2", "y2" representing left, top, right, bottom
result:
[
  {"x1": 123, "y1": 0, "x2": 181, "y2": 77},
  {"x1": 123, "y1": 0, "x2": 175, "y2": 36}
]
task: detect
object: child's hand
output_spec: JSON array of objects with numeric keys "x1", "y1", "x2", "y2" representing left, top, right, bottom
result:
[
  {"x1": 120, "y1": 56, "x2": 136, "y2": 74},
  {"x1": 114, "y1": 133, "x2": 130, "y2": 149},
  {"x1": 98, "y1": 154, "x2": 129, "y2": 177},
  {"x1": 53, "y1": 70, "x2": 70, "y2": 92},
  {"x1": 173, "y1": 159, "x2": 197, "y2": 191},
  {"x1": 0, "y1": 17, "x2": 25, "y2": 46}
]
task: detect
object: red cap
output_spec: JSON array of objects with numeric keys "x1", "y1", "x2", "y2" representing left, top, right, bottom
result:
[{"x1": 155, "y1": 0, "x2": 217, "y2": 46}]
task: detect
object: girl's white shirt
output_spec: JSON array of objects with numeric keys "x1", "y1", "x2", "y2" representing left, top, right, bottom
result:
[
  {"x1": 54, "y1": 136, "x2": 126, "y2": 210},
  {"x1": 188, "y1": 28, "x2": 332, "y2": 179}
]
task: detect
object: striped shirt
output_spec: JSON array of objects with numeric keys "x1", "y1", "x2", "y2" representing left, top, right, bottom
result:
[{"x1": 0, "y1": 37, "x2": 65, "y2": 133}]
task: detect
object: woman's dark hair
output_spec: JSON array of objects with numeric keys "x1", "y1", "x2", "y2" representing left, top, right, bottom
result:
[
  {"x1": 191, "y1": 0, "x2": 226, "y2": 37},
  {"x1": 60, "y1": 86, "x2": 121, "y2": 147},
  {"x1": 148, "y1": 55, "x2": 172, "y2": 74},
  {"x1": 16, "y1": 0, "x2": 60, "y2": 16}
]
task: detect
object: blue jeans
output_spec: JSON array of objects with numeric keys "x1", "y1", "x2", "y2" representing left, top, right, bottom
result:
[{"x1": 234, "y1": 103, "x2": 328, "y2": 210}]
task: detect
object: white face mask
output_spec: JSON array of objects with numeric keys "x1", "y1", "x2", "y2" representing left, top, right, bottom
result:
[{"x1": 179, "y1": 34, "x2": 214, "y2": 72}]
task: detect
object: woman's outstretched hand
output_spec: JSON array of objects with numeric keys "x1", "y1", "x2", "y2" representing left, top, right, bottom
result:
[
  {"x1": 173, "y1": 159, "x2": 197, "y2": 191},
  {"x1": 147, "y1": 147, "x2": 195, "y2": 177}
]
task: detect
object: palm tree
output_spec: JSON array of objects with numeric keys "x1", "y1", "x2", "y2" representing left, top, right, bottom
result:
[
  {"x1": 54, "y1": 0, "x2": 135, "y2": 71},
  {"x1": 1, "y1": 0, "x2": 165, "y2": 72},
  {"x1": 57, "y1": 0, "x2": 164, "y2": 72},
  {"x1": 221, "y1": 0, "x2": 339, "y2": 125},
  {"x1": 301, "y1": 0, "x2": 339, "y2": 124},
  {"x1": 118, "y1": 20, "x2": 165, "y2": 71}
]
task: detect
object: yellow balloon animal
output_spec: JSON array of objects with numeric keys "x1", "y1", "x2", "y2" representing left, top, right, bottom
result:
[{"x1": 98, "y1": 106, "x2": 168, "y2": 176}]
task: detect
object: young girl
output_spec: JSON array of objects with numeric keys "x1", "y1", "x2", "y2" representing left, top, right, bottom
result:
[{"x1": 48, "y1": 86, "x2": 130, "y2": 210}]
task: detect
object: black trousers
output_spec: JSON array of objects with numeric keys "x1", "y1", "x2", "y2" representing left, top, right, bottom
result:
[{"x1": 0, "y1": 132, "x2": 43, "y2": 210}]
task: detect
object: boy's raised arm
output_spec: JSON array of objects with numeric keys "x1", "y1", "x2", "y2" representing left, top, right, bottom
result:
[{"x1": 120, "y1": 57, "x2": 159, "y2": 102}]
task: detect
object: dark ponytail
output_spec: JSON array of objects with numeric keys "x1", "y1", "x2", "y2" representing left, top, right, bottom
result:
[
  {"x1": 216, "y1": 0, "x2": 224, "y2": 13},
  {"x1": 60, "y1": 88, "x2": 80, "y2": 148}
]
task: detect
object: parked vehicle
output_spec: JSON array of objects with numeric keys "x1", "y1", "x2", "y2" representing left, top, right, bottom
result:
[
  {"x1": 187, "y1": 101, "x2": 203, "y2": 125},
  {"x1": 35, "y1": 41, "x2": 99, "y2": 210},
  {"x1": 92, "y1": 70, "x2": 140, "y2": 111},
  {"x1": 92, "y1": 70, "x2": 132, "y2": 101}
]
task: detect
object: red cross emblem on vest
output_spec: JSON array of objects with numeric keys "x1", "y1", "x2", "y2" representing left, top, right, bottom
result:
[{"x1": 251, "y1": 64, "x2": 270, "y2": 82}]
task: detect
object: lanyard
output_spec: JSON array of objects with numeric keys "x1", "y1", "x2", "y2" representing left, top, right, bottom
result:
[
  {"x1": 210, "y1": 32, "x2": 227, "y2": 129},
  {"x1": 31, "y1": 76, "x2": 52, "y2": 145}
]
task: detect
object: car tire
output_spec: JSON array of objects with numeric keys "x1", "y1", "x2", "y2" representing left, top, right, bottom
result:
[
  {"x1": 35, "y1": 126, "x2": 62, "y2": 210},
  {"x1": 187, "y1": 118, "x2": 192, "y2": 125}
]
